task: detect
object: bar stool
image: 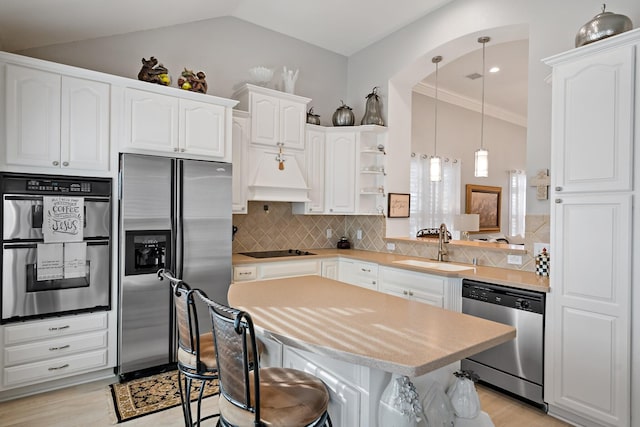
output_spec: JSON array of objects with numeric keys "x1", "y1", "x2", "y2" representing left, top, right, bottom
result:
[
  {"x1": 196, "y1": 290, "x2": 333, "y2": 427},
  {"x1": 158, "y1": 270, "x2": 219, "y2": 427}
]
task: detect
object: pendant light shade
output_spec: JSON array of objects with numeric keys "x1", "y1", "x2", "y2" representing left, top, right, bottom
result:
[
  {"x1": 430, "y1": 55, "x2": 443, "y2": 182},
  {"x1": 474, "y1": 148, "x2": 489, "y2": 177},
  {"x1": 475, "y1": 36, "x2": 490, "y2": 178}
]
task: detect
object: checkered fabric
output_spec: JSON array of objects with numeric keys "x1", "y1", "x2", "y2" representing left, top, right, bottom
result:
[{"x1": 535, "y1": 250, "x2": 550, "y2": 277}]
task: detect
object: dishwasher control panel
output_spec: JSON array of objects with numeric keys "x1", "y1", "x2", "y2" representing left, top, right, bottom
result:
[{"x1": 462, "y1": 280, "x2": 545, "y2": 314}]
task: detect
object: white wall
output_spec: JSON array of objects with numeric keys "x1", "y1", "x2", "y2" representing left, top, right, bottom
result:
[
  {"x1": 17, "y1": 16, "x2": 348, "y2": 126},
  {"x1": 412, "y1": 93, "x2": 526, "y2": 232},
  {"x1": 345, "y1": 0, "x2": 640, "y2": 227}
]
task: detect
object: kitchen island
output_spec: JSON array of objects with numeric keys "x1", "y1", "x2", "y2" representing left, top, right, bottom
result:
[{"x1": 228, "y1": 275, "x2": 515, "y2": 426}]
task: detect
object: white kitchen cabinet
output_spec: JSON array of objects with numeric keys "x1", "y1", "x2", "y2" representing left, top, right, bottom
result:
[
  {"x1": 543, "y1": 31, "x2": 639, "y2": 427},
  {"x1": 325, "y1": 131, "x2": 357, "y2": 214},
  {"x1": 379, "y1": 266, "x2": 445, "y2": 308},
  {"x1": 233, "y1": 259, "x2": 321, "y2": 283},
  {"x1": 4, "y1": 64, "x2": 110, "y2": 172},
  {"x1": 232, "y1": 111, "x2": 249, "y2": 214},
  {"x1": 283, "y1": 347, "x2": 363, "y2": 427},
  {"x1": 321, "y1": 259, "x2": 338, "y2": 280},
  {"x1": 549, "y1": 44, "x2": 633, "y2": 194},
  {"x1": 233, "y1": 84, "x2": 310, "y2": 151},
  {"x1": 1, "y1": 312, "x2": 111, "y2": 390},
  {"x1": 298, "y1": 126, "x2": 326, "y2": 213},
  {"x1": 122, "y1": 87, "x2": 230, "y2": 161},
  {"x1": 338, "y1": 259, "x2": 378, "y2": 290}
]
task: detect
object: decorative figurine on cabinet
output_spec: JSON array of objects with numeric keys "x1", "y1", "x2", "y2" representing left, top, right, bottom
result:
[
  {"x1": 177, "y1": 68, "x2": 208, "y2": 94},
  {"x1": 138, "y1": 57, "x2": 170, "y2": 86}
]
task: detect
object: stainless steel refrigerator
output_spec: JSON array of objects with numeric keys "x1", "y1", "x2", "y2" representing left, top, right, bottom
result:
[{"x1": 117, "y1": 153, "x2": 232, "y2": 377}]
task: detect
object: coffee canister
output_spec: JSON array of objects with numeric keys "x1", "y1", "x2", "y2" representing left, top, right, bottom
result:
[{"x1": 535, "y1": 248, "x2": 550, "y2": 277}]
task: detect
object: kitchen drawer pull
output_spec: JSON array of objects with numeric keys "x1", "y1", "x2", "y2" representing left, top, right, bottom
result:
[
  {"x1": 52, "y1": 161, "x2": 60, "y2": 166},
  {"x1": 555, "y1": 199, "x2": 562, "y2": 204},
  {"x1": 48, "y1": 364, "x2": 69, "y2": 371},
  {"x1": 408, "y1": 291, "x2": 414, "y2": 296},
  {"x1": 62, "y1": 161, "x2": 69, "y2": 167},
  {"x1": 403, "y1": 290, "x2": 408, "y2": 295},
  {"x1": 555, "y1": 186, "x2": 562, "y2": 191},
  {"x1": 239, "y1": 272, "x2": 252, "y2": 275},
  {"x1": 49, "y1": 325, "x2": 70, "y2": 331},
  {"x1": 361, "y1": 268, "x2": 371, "y2": 272},
  {"x1": 49, "y1": 344, "x2": 71, "y2": 351}
]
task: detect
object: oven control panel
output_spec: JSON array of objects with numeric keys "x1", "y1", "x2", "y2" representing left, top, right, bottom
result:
[{"x1": 26, "y1": 179, "x2": 92, "y2": 193}]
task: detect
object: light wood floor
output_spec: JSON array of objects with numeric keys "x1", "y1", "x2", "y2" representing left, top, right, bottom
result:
[{"x1": 0, "y1": 379, "x2": 572, "y2": 427}]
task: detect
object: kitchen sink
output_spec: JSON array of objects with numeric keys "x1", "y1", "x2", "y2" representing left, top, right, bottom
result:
[{"x1": 392, "y1": 259, "x2": 475, "y2": 271}]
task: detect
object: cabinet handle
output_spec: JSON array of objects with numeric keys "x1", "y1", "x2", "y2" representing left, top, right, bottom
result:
[
  {"x1": 62, "y1": 161, "x2": 69, "y2": 167},
  {"x1": 329, "y1": 209, "x2": 333, "y2": 212},
  {"x1": 372, "y1": 281, "x2": 376, "y2": 285},
  {"x1": 48, "y1": 325, "x2": 70, "y2": 331},
  {"x1": 403, "y1": 290, "x2": 408, "y2": 295},
  {"x1": 239, "y1": 272, "x2": 252, "y2": 276},
  {"x1": 180, "y1": 148, "x2": 186, "y2": 152},
  {"x1": 49, "y1": 344, "x2": 70, "y2": 351},
  {"x1": 174, "y1": 148, "x2": 179, "y2": 152},
  {"x1": 555, "y1": 186, "x2": 562, "y2": 191},
  {"x1": 408, "y1": 291, "x2": 414, "y2": 296},
  {"x1": 48, "y1": 364, "x2": 69, "y2": 371},
  {"x1": 52, "y1": 161, "x2": 59, "y2": 166},
  {"x1": 555, "y1": 199, "x2": 562, "y2": 204},
  {"x1": 361, "y1": 268, "x2": 371, "y2": 272}
]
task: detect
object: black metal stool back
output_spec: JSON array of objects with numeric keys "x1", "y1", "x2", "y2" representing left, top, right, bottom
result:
[{"x1": 158, "y1": 269, "x2": 218, "y2": 426}]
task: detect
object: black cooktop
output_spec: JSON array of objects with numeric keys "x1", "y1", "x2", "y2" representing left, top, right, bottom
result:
[{"x1": 240, "y1": 249, "x2": 316, "y2": 258}]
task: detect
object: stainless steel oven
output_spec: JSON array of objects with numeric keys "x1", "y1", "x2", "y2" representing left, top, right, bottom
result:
[{"x1": 1, "y1": 173, "x2": 112, "y2": 323}]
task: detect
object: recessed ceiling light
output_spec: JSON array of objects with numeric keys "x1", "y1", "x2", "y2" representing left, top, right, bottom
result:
[{"x1": 489, "y1": 66, "x2": 500, "y2": 73}]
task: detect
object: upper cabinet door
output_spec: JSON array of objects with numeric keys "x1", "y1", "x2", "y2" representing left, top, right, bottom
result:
[
  {"x1": 325, "y1": 132, "x2": 356, "y2": 213},
  {"x1": 250, "y1": 92, "x2": 279, "y2": 146},
  {"x1": 179, "y1": 98, "x2": 226, "y2": 159},
  {"x1": 123, "y1": 88, "x2": 179, "y2": 153},
  {"x1": 5, "y1": 65, "x2": 61, "y2": 168},
  {"x1": 551, "y1": 44, "x2": 634, "y2": 193},
  {"x1": 61, "y1": 76, "x2": 110, "y2": 171},
  {"x1": 279, "y1": 99, "x2": 306, "y2": 150}
]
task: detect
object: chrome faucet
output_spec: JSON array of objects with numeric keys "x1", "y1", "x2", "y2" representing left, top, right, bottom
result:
[{"x1": 437, "y1": 223, "x2": 450, "y2": 262}]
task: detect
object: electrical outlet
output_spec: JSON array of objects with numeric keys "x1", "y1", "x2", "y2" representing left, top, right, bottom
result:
[
  {"x1": 356, "y1": 229, "x2": 363, "y2": 240},
  {"x1": 386, "y1": 242, "x2": 396, "y2": 251},
  {"x1": 326, "y1": 229, "x2": 332, "y2": 239},
  {"x1": 507, "y1": 254, "x2": 523, "y2": 265}
]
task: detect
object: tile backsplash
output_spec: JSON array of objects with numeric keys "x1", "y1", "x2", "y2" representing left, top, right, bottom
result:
[{"x1": 233, "y1": 201, "x2": 550, "y2": 272}]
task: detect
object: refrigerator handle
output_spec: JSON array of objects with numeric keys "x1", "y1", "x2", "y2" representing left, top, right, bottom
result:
[{"x1": 174, "y1": 159, "x2": 184, "y2": 278}]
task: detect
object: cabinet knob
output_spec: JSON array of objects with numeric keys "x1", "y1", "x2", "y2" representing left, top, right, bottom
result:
[
  {"x1": 555, "y1": 199, "x2": 563, "y2": 204},
  {"x1": 408, "y1": 291, "x2": 414, "y2": 296},
  {"x1": 403, "y1": 290, "x2": 408, "y2": 295},
  {"x1": 62, "y1": 161, "x2": 69, "y2": 167},
  {"x1": 329, "y1": 209, "x2": 333, "y2": 212},
  {"x1": 555, "y1": 186, "x2": 562, "y2": 191},
  {"x1": 180, "y1": 148, "x2": 186, "y2": 152},
  {"x1": 52, "y1": 161, "x2": 59, "y2": 166},
  {"x1": 174, "y1": 148, "x2": 179, "y2": 152}
]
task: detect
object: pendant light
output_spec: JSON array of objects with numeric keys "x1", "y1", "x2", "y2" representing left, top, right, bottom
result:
[
  {"x1": 475, "y1": 36, "x2": 490, "y2": 178},
  {"x1": 430, "y1": 55, "x2": 443, "y2": 182}
]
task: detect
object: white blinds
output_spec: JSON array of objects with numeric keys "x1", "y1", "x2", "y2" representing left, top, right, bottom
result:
[
  {"x1": 409, "y1": 154, "x2": 461, "y2": 236},
  {"x1": 509, "y1": 169, "x2": 527, "y2": 237}
]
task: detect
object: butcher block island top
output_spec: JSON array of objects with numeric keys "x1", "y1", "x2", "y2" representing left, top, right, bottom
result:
[{"x1": 228, "y1": 275, "x2": 516, "y2": 377}]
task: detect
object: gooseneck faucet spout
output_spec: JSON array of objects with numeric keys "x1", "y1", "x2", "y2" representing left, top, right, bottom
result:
[{"x1": 437, "y1": 223, "x2": 449, "y2": 262}]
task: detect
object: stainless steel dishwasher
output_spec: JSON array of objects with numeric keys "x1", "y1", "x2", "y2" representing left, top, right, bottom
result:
[{"x1": 461, "y1": 279, "x2": 546, "y2": 408}]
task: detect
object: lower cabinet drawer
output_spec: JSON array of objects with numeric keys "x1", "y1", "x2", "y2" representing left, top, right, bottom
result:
[
  {"x1": 3, "y1": 331, "x2": 108, "y2": 366},
  {"x1": 3, "y1": 312, "x2": 108, "y2": 346},
  {"x1": 3, "y1": 349, "x2": 109, "y2": 388}
]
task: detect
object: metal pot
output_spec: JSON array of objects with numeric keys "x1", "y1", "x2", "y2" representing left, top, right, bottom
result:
[
  {"x1": 332, "y1": 101, "x2": 355, "y2": 126},
  {"x1": 575, "y1": 5, "x2": 633, "y2": 47},
  {"x1": 306, "y1": 107, "x2": 321, "y2": 125}
]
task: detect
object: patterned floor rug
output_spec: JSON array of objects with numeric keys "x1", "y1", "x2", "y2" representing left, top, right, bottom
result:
[{"x1": 109, "y1": 370, "x2": 218, "y2": 423}]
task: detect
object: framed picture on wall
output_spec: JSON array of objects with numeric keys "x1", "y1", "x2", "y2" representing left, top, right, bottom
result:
[
  {"x1": 465, "y1": 184, "x2": 501, "y2": 232},
  {"x1": 387, "y1": 193, "x2": 410, "y2": 218}
]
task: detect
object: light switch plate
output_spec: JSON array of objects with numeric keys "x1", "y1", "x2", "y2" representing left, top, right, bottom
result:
[
  {"x1": 356, "y1": 229, "x2": 363, "y2": 240},
  {"x1": 386, "y1": 242, "x2": 396, "y2": 251},
  {"x1": 326, "y1": 229, "x2": 332, "y2": 238}
]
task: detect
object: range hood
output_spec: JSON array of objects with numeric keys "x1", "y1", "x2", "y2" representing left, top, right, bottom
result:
[{"x1": 247, "y1": 149, "x2": 310, "y2": 202}]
